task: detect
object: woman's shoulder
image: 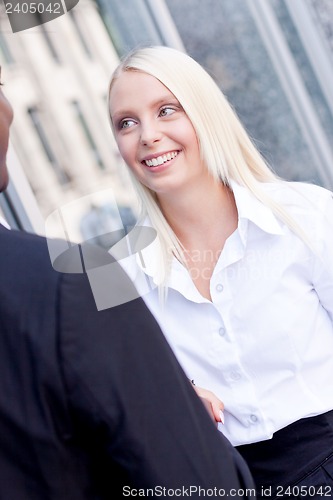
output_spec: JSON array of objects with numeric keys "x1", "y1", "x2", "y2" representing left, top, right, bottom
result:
[{"x1": 262, "y1": 180, "x2": 332, "y2": 212}]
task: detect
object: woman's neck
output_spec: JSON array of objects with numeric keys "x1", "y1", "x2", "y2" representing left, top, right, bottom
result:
[
  {"x1": 158, "y1": 177, "x2": 238, "y2": 248},
  {"x1": 157, "y1": 176, "x2": 238, "y2": 301}
]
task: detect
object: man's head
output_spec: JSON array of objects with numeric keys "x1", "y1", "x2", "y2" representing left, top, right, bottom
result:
[{"x1": 0, "y1": 68, "x2": 14, "y2": 192}]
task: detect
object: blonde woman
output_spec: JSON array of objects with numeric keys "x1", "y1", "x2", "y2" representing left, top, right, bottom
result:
[{"x1": 108, "y1": 46, "x2": 333, "y2": 498}]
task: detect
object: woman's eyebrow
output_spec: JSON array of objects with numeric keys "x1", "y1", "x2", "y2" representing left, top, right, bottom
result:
[
  {"x1": 152, "y1": 96, "x2": 180, "y2": 109},
  {"x1": 111, "y1": 96, "x2": 180, "y2": 119}
]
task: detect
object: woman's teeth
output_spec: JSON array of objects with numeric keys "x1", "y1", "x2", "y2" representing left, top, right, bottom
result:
[{"x1": 144, "y1": 151, "x2": 178, "y2": 167}]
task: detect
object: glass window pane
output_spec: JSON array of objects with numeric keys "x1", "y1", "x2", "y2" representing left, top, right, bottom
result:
[
  {"x1": 96, "y1": 0, "x2": 164, "y2": 56},
  {"x1": 165, "y1": 0, "x2": 333, "y2": 188}
]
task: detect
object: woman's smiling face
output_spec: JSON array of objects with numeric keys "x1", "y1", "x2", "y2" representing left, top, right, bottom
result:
[{"x1": 109, "y1": 70, "x2": 206, "y2": 198}]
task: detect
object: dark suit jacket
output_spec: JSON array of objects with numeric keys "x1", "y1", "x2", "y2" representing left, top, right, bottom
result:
[{"x1": 0, "y1": 224, "x2": 255, "y2": 499}]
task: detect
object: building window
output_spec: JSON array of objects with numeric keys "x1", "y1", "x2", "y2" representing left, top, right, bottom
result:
[
  {"x1": 0, "y1": 32, "x2": 14, "y2": 64},
  {"x1": 165, "y1": 0, "x2": 333, "y2": 188},
  {"x1": 71, "y1": 100, "x2": 105, "y2": 169},
  {"x1": 68, "y1": 10, "x2": 93, "y2": 59},
  {"x1": 95, "y1": 0, "x2": 164, "y2": 56},
  {"x1": 27, "y1": 106, "x2": 70, "y2": 185},
  {"x1": 38, "y1": 20, "x2": 61, "y2": 63}
]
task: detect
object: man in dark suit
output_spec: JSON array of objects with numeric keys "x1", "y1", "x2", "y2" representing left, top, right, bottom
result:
[{"x1": 0, "y1": 76, "x2": 255, "y2": 498}]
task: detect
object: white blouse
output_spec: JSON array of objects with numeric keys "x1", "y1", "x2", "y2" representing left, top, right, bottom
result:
[
  {"x1": 0, "y1": 216, "x2": 10, "y2": 229},
  {"x1": 115, "y1": 181, "x2": 333, "y2": 446}
]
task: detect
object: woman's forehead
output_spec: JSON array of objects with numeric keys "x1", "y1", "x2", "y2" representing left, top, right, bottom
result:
[{"x1": 110, "y1": 71, "x2": 175, "y2": 104}]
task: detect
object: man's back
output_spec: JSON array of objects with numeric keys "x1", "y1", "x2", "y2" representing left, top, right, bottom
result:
[
  {"x1": 0, "y1": 225, "x2": 254, "y2": 499},
  {"x1": 0, "y1": 225, "x2": 92, "y2": 497}
]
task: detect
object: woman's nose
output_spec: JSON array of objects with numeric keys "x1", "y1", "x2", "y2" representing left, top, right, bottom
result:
[{"x1": 140, "y1": 121, "x2": 161, "y2": 146}]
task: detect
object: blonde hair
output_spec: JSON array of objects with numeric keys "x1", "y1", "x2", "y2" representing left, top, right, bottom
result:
[{"x1": 108, "y1": 46, "x2": 312, "y2": 286}]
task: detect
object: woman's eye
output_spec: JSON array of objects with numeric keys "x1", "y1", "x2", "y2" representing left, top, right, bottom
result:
[
  {"x1": 120, "y1": 119, "x2": 135, "y2": 129},
  {"x1": 159, "y1": 107, "x2": 176, "y2": 117}
]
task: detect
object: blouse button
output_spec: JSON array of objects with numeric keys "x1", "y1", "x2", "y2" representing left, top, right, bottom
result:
[
  {"x1": 219, "y1": 327, "x2": 226, "y2": 337},
  {"x1": 250, "y1": 414, "x2": 258, "y2": 423},
  {"x1": 216, "y1": 283, "x2": 224, "y2": 292}
]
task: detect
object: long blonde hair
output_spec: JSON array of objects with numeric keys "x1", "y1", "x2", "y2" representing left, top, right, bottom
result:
[{"x1": 108, "y1": 46, "x2": 312, "y2": 286}]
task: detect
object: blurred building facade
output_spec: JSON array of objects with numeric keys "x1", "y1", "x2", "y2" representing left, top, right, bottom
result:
[
  {"x1": 0, "y1": 0, "x2": 137, "y2": 240},
  {"x1": 164, "y1": 0, "x2": 333, "y2": 187},
  {"x1": 0, "y1": 0, "x2": 332, "y2": 240}
]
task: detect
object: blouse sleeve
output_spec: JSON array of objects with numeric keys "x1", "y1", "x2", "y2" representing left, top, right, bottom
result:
[{"x1": 312, "y1": 190, "x2": 333, "y2": 323}]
